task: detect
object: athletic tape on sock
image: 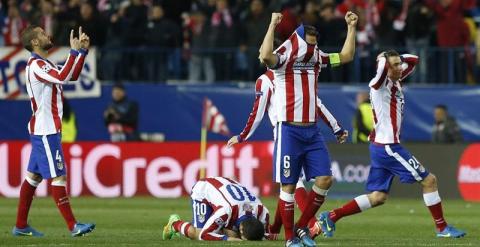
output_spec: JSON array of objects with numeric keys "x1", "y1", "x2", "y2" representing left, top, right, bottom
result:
[
  {"x1": 296, "y1": 179, "x2": 305, "y2": 189},
  {"x1": 354, "y1": 194, "x2": 372, "y2": 211},
  {"x1": 25, "y1": 176, "x2": 40, "y2": 187},
  {"x1": 423, "y1": 191, "x2": 441, "y2": 206},
  {"x1": 51, "y1": 179, "x2": 67, "y2": 186},
  {"x1": 312, "y1": 185, "x2": 328, "y2": 196},
  {"x1": 279, "y1": 191, "x2": 295, "y2": 202}
]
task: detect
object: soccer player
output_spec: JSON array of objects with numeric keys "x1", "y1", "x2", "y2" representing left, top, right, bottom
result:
[
  {"x1": 258, "y1": 11, "x2": 357, "y2": 247},
  {"x1": 162, "y1": 177, "x2": 268, "y2": 241},
  {"x1": 226, "y1": 70, "x2": 348, "y2": 238},
  {"x1": 12, "y1": 26, "x2": 95, "y2": 237},
  {"x1": 317, "y1": 50, "x2": 466, "y2": 239}
]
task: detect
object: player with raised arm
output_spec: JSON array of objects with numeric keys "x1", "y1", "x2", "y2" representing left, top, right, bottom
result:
[
  {"x1": 258, "y1": 11, "x2": 357, "y2": 247},
  {"x1": 12, "y1": 26, "x2": 95, "y2": 237},
  {"x1": 226, "y1": 69, "x2": 348, "y2": 240},
  {"x1": 162, "y1": 177, "x2": 268, "y2": 241},
  {"x1": 317, "y1": 50, "x2": 466, "y2": 239}
]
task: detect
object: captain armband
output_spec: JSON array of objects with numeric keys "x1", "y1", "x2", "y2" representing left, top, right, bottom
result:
[{"x1": 329, "y1": 53, "x2": 341, "y2": 67}]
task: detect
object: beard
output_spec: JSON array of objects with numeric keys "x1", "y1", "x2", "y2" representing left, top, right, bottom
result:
[{"x1": 42, "y1": 41, "x2": 54, "y2": 51}]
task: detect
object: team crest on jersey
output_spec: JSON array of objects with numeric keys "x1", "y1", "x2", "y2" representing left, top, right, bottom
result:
[
  {"x1": 41, "y1": 64, "x2": 52, "y2": 73},
  {"x1": 198, "y1": 214, "x2": 205, "y2": 223},
  {"x1": 215, "y1": 217, "x2": 225, "y2": 226},
  {"x1": 418, "y1": 164, "x2": 426, "y2": 173},
  {"x1": 283, "y1": 168, "x2": 290, "y2": 178},
  {"x1": 57, "y1": 161, "x2": 64, "y2": 170}
]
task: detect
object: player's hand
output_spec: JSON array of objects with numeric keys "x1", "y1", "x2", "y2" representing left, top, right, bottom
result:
[
  {"x1": 335, "y1": 129, "x2": 348, "y2": 144},
  {"x1": 227, "y1": 135, "x2": 240, "y2": 148},
  {"x1": 69, "y1": 29, "x2": 81, "y2": 50},
  {"x1": 345, "y1": 11, "x2": 358, "y2": 27},
  {"x1": 270, "y1": 13, "x2": 283, "y2": 26},
  {"x1": 78, "y1": 26, "x2": 90, "y2": 49}
]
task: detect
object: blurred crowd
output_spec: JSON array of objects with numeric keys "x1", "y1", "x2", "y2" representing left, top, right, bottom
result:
[{"x1": 1, "y1": 0, "x2": 480, "y2": 83}]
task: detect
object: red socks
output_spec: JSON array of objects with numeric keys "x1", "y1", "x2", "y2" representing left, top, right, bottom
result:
[
  {"x1": 51, "y1": 184, "x2": 76, "y2": 231},
  {"x1": 427, "y1": 203, "x2": 447, "y2": 231},
  {"x1": 16, "y1": 179, "x2": 38, "y2": 228},
  {"x1": 423, "y1": 191, "x2": 447, "y2": 231},
  {"x1": 279, "y1": 191, "x2": 295, "y2": 240},
  {"x1": 294, "y1": 187, "x2": 308, "y2": 211},
  {"x1": 329, "y1": 199, "x2": 361, "y2": 223},
  {"x1": 269, "y1": 200, "x2": 283, "y2": 233},
  {"x1": 173, "y1": 220, "x2": 192, "y2": 236},
  {"x1": 296, "y1": 186, "x2": 326, "y2": 228}
]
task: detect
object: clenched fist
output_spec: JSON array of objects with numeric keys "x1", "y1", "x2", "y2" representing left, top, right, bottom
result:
[
  {"x1": 270, "y1": 13, "x2": 283, "y2": 26},
  {"x1": 345, "y1": 11, "x2": 358, "y2": 27}
]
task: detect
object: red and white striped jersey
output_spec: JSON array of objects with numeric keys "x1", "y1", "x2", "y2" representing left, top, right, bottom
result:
[
  {"x1": 25, "y1": 49, "x2": 87, "y2": 135},
  {"x1": 271, "y1": 28, "x2": 334, "y2": 123},
  {"x1": 238, "y1": 70, "x2": 276, "y2": 141},
  {"x1": 368, "y1": 54, "x2": 418, "y2": 144},
  {"x1": 238, "y1": 71, "x2": 343, "y2": 142},
  {"x1": 191, "y1": 177, "x2": 269, "y2": 241}
]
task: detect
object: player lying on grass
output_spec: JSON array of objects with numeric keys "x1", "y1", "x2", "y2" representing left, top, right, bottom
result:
[
  {"x1": 317, "y1": 50, "x2": 466, "y2": 239},
  {"x1": 163, "y1": 177, "x2": 270, "y2": 241}
]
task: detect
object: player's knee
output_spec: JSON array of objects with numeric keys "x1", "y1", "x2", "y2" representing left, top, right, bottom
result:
[
  {"x1": 369, "y1": 192, "x2": 388, "y2": 206},
  {"x1": 423, "y1": 174, "x2": 437, "y2": 188},
  {"x1": 51, "y1": 175, "x2": 67, "y2": 186},
  {"x1": 314, "y1": 176, "x2": 333, "y2": 188},
  {"x1": 27, "y1": 172, "x2": 42, "y2": 182}
]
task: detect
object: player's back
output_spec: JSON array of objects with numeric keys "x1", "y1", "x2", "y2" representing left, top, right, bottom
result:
[{"x1": 197, "y1": 177, "x2": 267, "y2": 225}]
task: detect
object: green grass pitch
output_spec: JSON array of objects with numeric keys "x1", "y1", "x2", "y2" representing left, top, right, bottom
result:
[{"x1": 0, "y1": 197, "x2": 478, "y2": 246}]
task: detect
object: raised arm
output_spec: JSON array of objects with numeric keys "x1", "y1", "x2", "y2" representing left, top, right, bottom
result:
[
  {"x1": 71, "y1": 26, "x2": 90, "y2": 81},
  {"x1": 33, "y1": 29, "x2": 82, "y2": 84},
  {"x1": 338, "y1": 11, "x2": 358, "y2": 64},
  {"x1": 32, "y1": 50, "x2": 78, "y2": 84},
  {"x1": 400, "y1": 54, "x2": 419, "y2": 80},
  {"x1": 368, "y1": 55, "x2": 388, "y2": 90},
  {"x1": 259, "y1": 13, "x2": 282, "y2": 68}
]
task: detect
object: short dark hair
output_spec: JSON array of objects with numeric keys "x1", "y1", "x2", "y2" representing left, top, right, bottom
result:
[
  {"x1": 113, "y1": 82, "x2": 125, "y2": 90},
  {"x1": 304, "y1": 25, "x2": 318, "y2": 37},
  {"x1": 240, "y1": 217, "x2": 264, "y2": 240},
  {"x1": 21, "y1": 26, "x2": 40, "y2": 52},
  {"x1": 383, "y1": 50, "x2": 400, "y2": 59},
  {"x1": 435, "y1": 104, "x2": 448, "y2": 111}
]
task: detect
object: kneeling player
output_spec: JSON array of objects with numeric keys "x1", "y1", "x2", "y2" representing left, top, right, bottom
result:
[{"x1": 162, "y1": 177, "x2": 269, "y2": 241}]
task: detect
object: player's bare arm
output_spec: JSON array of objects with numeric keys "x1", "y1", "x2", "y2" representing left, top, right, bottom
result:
[
  {"x1": 259, "y1": 13, "x2": 282, "y2": 68},
  {"x1": 338, "y1": 11, "x2": 358, "y2": 64}
]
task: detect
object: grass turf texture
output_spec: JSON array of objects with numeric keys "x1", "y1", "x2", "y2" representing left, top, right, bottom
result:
[{"x1": 0, "y1": 197, "x2": 478, "y2": 246}]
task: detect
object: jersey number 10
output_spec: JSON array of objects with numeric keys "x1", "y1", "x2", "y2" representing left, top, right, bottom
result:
[{"x1": 226, "y1": 184, "x2": 256, "y2": 202}]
